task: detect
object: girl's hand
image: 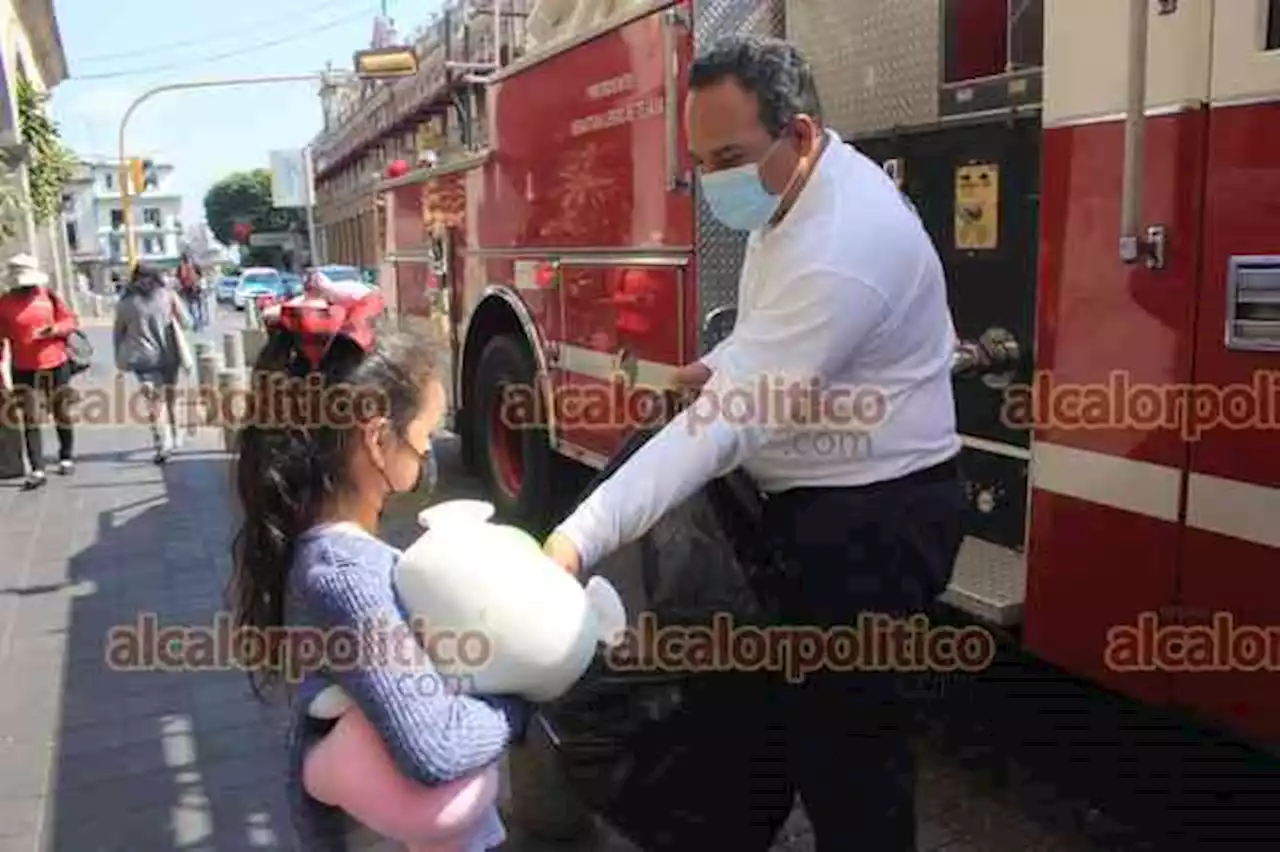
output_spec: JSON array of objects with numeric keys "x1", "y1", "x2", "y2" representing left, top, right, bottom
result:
[{"x1": 543, "y1": 532, "x2": 581, "y2": 576}]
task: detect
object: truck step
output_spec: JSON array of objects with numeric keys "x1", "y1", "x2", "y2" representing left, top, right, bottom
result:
[{"x1": 941, "y1": 537, "x2": 1027, "y2": 627}]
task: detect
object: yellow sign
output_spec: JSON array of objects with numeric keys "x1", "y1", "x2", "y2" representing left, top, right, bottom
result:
[
  {"x1": 955, "y1": 163, "x2": 999, "y2": 251},
  {"x1": 416, "y1": 116, "x2": 445, "y2": 155}
]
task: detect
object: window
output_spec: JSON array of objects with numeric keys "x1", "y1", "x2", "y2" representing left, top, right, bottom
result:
[
  {"x1": 110, "y1": 209, "x2": 124, "y2": 229},
  {"x1": 1268, "y1": 0, "x2": 1280, "y2": 51},
  {"x1": 320, "y1": 266, "x2": 361, "y2": 282},
  {"x1": 103, "y1": 172, "x2": 114, "y2": 190},
  {"x1": 143, "y1": 207, "x2": 161, "y2": 227},
  {"x1": 942, "y1": 0, "x2": 1044, "y2": 82},
  {"x1": 65, "y1": 222, "x2": 78, "y2": 251}
]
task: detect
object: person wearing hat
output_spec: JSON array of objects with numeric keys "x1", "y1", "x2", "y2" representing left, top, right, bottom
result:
[{"x1": 0, "y1": 254, "x2": 80, "y2": 489}]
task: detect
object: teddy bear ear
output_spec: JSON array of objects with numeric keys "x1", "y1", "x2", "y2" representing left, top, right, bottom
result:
[{"x1": 584, "y1": 576, "x2": 628, "y2": 648}]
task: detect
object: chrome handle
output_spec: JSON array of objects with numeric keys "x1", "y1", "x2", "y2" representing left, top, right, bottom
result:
[
  {"x1": 662, "y1": 7, "x2": 690, "y2": 193},
  {"x1": 701, "y1": 305, "x2": 737, "y2": 352}
]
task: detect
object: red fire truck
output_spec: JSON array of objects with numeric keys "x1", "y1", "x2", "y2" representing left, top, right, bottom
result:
[{"x1": 375, "y1": 0, "x2": 1280, "y2": 748}]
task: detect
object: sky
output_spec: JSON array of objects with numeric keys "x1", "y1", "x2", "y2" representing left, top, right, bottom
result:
[{"x1": 48, "y1": 0, "x2": 432, "y2": 226}]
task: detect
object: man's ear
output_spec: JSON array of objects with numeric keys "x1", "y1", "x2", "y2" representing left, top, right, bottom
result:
[{"x1": 795, "y1": 114, "x2": 822, "y2": 151}]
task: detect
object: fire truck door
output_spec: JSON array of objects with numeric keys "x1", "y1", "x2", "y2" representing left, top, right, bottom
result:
[
  {"x1": 855, "y1": 116, "x2": 1040, "y2": 626},
  {"x1": 555, "y1": 263, "x2": 686, "y2": 463},
  {"x1": 1173, "y1": 0, "x2": 1280, "y2": 744}
]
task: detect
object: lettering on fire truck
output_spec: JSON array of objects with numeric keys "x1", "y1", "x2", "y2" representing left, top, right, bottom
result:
[{"x1": 571, "y1": 72, "x2": 665, "y2": 138}]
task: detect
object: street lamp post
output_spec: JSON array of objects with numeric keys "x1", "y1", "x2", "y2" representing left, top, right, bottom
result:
[
  {"x1": 117, "y1": 48, "x2": 419, "y2": 271},
  {"x1": 304, "y1": 144, "x2": 320, "y2": 266},
  {"x1": 117, "y1": 74, "x2": 333, "y2": 270}
]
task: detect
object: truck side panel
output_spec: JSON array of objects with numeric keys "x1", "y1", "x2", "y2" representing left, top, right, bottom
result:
[
  {"x1": 1174, "y1": 0, "x2": 1280, "y2": 744},
  {"x1": 1024, "y1": 0, "x2": 1213, "y2": 705}
]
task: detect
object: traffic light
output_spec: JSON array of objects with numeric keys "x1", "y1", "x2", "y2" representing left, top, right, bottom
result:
[{"x1": 128, "y1": 158, "x2": 156, "y2": 193}]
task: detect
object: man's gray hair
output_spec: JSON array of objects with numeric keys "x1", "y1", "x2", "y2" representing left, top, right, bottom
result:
[{"x1": 688, "y1": 35, "x2": 823, "y2": 137}]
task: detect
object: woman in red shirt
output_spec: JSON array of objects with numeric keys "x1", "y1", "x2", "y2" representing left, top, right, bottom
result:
[{"x1": 0, "y1": 255, "x2": 79, "y2": 490}]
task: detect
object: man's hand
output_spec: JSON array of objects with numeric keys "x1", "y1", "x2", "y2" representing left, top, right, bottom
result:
[
  {"x1": 543, "y1": 531, "x2": 582, "y2": 576},
  {"x1": 670, "y1": 361, "x2": 711, "y2": 391}
]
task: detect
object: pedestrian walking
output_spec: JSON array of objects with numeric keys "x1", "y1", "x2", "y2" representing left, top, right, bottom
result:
[
  {"x1": 176, "y1": 250, "x2": 206, "y2": 331},
  {"x1": 543, "y1": 36, "x2": 965, "y2": 852},
  {"x1": 0, "y1": 253, "x2": 80, "y2": 490},
  {"x1": 113, "y1": 264, "x2": 193, "y2": 463},
  {"x1": 226, "y1": 296, "x2": 527, "y2": 850}
]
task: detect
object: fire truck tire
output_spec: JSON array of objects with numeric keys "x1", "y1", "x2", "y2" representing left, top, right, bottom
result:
[{"x1": 473, "y1": 334, "x2": 554, "y2": 532}]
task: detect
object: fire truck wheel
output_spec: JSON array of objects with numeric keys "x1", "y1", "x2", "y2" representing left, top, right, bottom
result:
[{"x1": 473, "y1": 334, "x2": 553, "y2": 531}]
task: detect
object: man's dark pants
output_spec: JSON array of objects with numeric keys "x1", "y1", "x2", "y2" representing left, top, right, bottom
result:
[{"x1": 763, "y1": 457, "x2": 965, "y2": 852}]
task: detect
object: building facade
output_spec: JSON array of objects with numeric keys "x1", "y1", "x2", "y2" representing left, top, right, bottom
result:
[
  {"x1": 61, "y1": 158, "x2": 184, "y2": 285},
  {"x1": 0, "y1": 0, "x2": 69, "y2": 289},
  {"x1": 310, "y1": 2, "x2": 531, "y2": 286}
]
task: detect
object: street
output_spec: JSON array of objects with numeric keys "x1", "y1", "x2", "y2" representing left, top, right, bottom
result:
[{"x1": 0, "y1": 305, "x2": 1269, "y2": 851}]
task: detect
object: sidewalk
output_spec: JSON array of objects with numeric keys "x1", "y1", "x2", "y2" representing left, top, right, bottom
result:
[{"x1": 0, "y1": 324, "x2": 292, "y2": 851}]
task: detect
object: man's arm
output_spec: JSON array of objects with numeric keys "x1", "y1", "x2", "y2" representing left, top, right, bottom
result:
[
  {"x1": 553, "y1": 268, "x2": 891, "y2": 569},
  {"x1": 698, "y1": 336, "x2": 735, "y2": 374}
]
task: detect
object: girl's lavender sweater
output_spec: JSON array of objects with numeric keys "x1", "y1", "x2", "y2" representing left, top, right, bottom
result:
[{"x1": 284, "y1": 523, "x2": 529, "y2": 850}]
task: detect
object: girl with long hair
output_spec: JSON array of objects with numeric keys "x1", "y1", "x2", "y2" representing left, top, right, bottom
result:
[
  {"x1": 113, "y1": 264, "x2": 192, "y2": 463},
  {"x1": 227, "y1": 296, "x2": 525, "y2": 851}
]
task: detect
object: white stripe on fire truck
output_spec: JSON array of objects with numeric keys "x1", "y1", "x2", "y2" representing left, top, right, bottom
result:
[
  {"x1": 556, "y1": 343, "x2": 676, "y2": 389},
  {"x1": 1185, "y1": 473, "x2": 1280, "y2": 550},
  {"x1": 1030, "y1": 442, "x2": 1183, "y2": 523},
  {"x1": 1033, "y1": 442, "x2": 1280, "y2": 550}
]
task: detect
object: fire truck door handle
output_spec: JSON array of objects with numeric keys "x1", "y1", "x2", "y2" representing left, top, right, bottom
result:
[{"x1": 662, "y1": 7, "x2": 691, "y2": 192}]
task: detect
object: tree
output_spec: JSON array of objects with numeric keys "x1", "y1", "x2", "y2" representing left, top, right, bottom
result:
[
  {"x1": 15, "y1": 77, "x2": 74, "y2": 226},
  {"x1": 203, "y1": 169, "x2": 272, "y2": 247},
  {"x1": 204, "y1": 169, "x2": 308, "y2": 267}
]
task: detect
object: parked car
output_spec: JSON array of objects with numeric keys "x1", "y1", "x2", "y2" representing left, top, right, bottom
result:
[
  {"x1": 232, "y1": 267, "x2": 284, "y2": 310},
  {"x1": 305, "y1": 264, "x2": 376, "y2": 300},
  {"x1": 216, "y1": 275, "x2": 240, "y2": 303},
  {"x1": 281, "y1": 273, "x2": 304, "y2": 299}
]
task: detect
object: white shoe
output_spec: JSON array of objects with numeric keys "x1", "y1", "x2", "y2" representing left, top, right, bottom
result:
[{"x1": 57, "y1": 459, "x2": 74, "y2": 475}]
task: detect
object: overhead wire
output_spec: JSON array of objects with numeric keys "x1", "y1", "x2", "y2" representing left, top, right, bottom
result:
[
  {"x1": 72, "y1": 0, "x2": 370, "y2": 64},
  {"x1": 70, "y1": 7, "x2": 376, "y2": 81}
]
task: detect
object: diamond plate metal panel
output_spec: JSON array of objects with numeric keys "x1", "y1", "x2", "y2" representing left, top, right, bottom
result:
[
  {"x1": 691, "y1": 0, "x2": 785, "y2": 353},
  {"x1": 787, "y1": 0, "x2": 940, "y2": 138}
]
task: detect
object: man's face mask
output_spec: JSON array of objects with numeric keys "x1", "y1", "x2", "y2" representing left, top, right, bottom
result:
[{"x1": 699, "y1": 136, "x2": 800, "y2": 231}]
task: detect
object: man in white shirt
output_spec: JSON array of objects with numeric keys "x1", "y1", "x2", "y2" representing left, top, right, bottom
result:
[{"x1": 545, "y1": 36, "x2": 965, "y2": 850}]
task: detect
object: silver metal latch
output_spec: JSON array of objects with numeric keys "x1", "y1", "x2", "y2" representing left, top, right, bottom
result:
[{"x1": 1225, "y1": 256, "x2": 1280, "y2": 352}]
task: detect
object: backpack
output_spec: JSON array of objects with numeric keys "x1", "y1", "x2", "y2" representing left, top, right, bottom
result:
[{"x1": 66, "y1": 329, "x2": 93, "y2": 376}]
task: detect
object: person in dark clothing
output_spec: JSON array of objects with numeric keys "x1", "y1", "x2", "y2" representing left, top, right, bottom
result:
[{"x1": 176, "y1": 251, "x2": 205, "y2": 330}]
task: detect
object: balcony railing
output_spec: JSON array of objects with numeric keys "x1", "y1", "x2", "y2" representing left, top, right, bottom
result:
[{"x1": 312, "y1": 0, "x2": 530, "y2": 177}]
